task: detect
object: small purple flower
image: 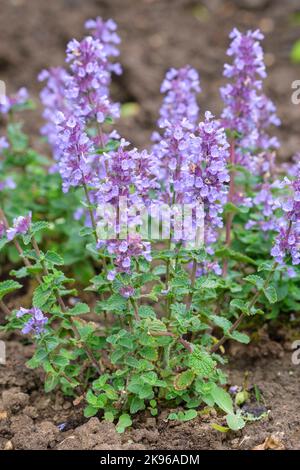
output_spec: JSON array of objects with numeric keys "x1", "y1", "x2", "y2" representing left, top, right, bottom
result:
[
  {"x1": 6, "y1": 212, "x2": 32, "y2": 241},
  {"x1": 0, "y1": 87, "x2": 29, "y2": 114},
  {"x1": 0, "y1": 177, "x2": 16, "y2": 192},
  {"x1": 185, "y1": 111, "x2": 230, "y2": 249},
  {"x1": 0, "y1": 221, "x2": 6, "y2": 239},
  {"x1": 271, "y1": 174, "x2": 300, "y2": 266},
  {"x1": 0, "y1": 136, "x2": 9, "y2": 153},
  {"x1": 220, "y1": 28, "x2": 280, "y2": 174},
  {"x1": 119, "y1": 285, "x2": 135, "y2": 298},
  {"x1": 16, "y1": 307, "x2": 48, "y2": 335}
]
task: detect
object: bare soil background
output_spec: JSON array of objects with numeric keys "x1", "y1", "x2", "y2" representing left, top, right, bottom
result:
[
  {"x1": 0, "y1": 0, "x2": 300, "y2": 156},
  {"x1": 1, "y1": 0, "x2": 300, "y2": 451}
]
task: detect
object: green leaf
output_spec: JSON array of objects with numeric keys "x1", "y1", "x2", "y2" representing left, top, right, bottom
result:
[
  {"x1": 210, "y1": 315, "x2": 232, "y2": 332},
  {"x1": 263, "y1": 285, "x2": 277, "y2": 304},
  {"x1": 104, "y1": 411, "x2": 115, "y2": 422},
  {"x1": 181, "y1": 409, "x2": 198, "y2": 421},
  {"x1": 97, "y1": 294, "x2": 127, "y2": 312},
  {"x1": 0, "y1": 280, "x2": 22, "y2": 300},
  {"x1": 68, "y1": 302, "x2": 90, "y2": 316},
  {"x1": 226, "y1": 413, "x2": 245, "y2": 431},
  {"x1": 138, "y1": 305, "x2": 156, "y2": 319},
  {"x1": 211, "y1": 385, "x2": 234, "y2": 415},
  {"x1": 32, "y1": 284, "x2": 52, "y2": 308},
  {"x1": 44, "y1": 374, "x2": 59, "y2": 393},
  {"x1": 130, "y1": 396, "x2": 145, "y2": 414},
  {"x1": 215, "y1": 247, "x2": 257, "y2": 266},
  {"x1": 229, "y1": 331, "x2": 250, "y2": 344},
  {"x1": 211, "y1": 423, "x2": 229, "y2": 433},
  {"x1": 31, "y1": 221, "x2": 50, "y2": 235},
  {"x1": 230, "y1": 299, "x2": 248, "y2": 314},
  {"x1": 243, "y1": 275, "x2": 264, "y2": 290},
  {"x1": 84, "y1": 405, "x2": 98, "y2": 418},
  {"x1": 116, "y1": 413, "x2": 132, "y2": 433},
  {"x1": 93, "y1": 374, "x2": 109, "y2": 390},
  {"x1": 188, "y1": 347, "x2": 216, "y2": 378},
  {"x1": 45, "y1": 251, "x2": 64, "y2": 266},
  {"x1": 174, "y1": 370, "x2": 195, "y2": 391}
]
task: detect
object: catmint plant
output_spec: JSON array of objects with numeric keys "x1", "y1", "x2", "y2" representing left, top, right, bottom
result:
[{"x1": 1, "y1": 19, "x2": 299, "y2": 436}]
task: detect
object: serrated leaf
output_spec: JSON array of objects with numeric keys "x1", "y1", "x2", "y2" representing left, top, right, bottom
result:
[
  {"x1": 243, "y1": 274, "x2": 264, "y2": 290},
  {"x1": 174, "y1": 370, "x2": 195, "y2": 391},
  {"x1": 130, "y1": 396, "x2": 145, "y2": 414},
  {"x1": 0, "y1": 280, "x2": 22, "y2": 300},
  {"x1": 210, "y1": 315, "x2": 232, "y2": 332},
  {"x1": 45, "y1": 251, "x2": 64, "y2": 266},
  {"x1": 97, "y1": 294, "x2": 127, "y2": 312},
  {"x1": 32, "y1": 285, "x2": 52, "y2": 308},
  {"x1": 188, "y1": 347, "x2": 216, "y2": 378},
  {"x1": 263, "y1": 285, "x2": 277, "y2": 304},
  {"x1": 229, "y1": 330, "x2": 250, "y2": 344},
  {"x1": 68, "y1": 302, "x2": 90, "y2": 316}
]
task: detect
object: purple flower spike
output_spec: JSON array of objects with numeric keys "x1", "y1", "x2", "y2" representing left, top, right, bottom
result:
[
  {"x1": 16, "y1": 307, "x2": 48, "y2": 335},
  {"x1": 221, "y1": 28, "x2": 280, "y2": 174},
  {"x1": 6, "y1": 212, "x2": 32, "y2": 241},
  {"x1": 271, "y1": 173, "x2": 300, "y2": 267},
  {"x1": 0, "y1": 87, "x2": 29, "y2": 115}
]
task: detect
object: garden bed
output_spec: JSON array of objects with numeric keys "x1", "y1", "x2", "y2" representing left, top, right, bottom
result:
[
  {"x1": 1, "y1": 329, "x2": 299, "y2": 450},
  {"x1": 1, "y1": 0, "x2": 300, "y2": 453}
]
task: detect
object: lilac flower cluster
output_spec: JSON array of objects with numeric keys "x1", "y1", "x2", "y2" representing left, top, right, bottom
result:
[
  {"x1": 0, "y1": 87, "x2": 29, "y2": 115},
  {"x1": 65, "y1": 35, "x2": 120, "y2": 124},
  {"x1": 6, "y1": 213, "x2": 31, "y2": 241},
  {"x1": 84, "y1": 17, "x2": 121, "y2": 67},
  {"x1": 95, "y1": 142, "x2": 155, "y2": 276},
  {"x1": 185, "y1": 111, "x2": 230, "y2": 250},
  {"x1": 152, "y1": 66, "x2": 229, "y2": 258},
  {"x1": 16, "y1": 307, "x2": 48, "y2": 335},
  {"x1": 152, "y1": 66, "x2": 201, "y2": 194},
  {"x1": 39, "y1": 17, "x2": 121, "y2": 173},
  {"x1": 54, "y1": 112, "x2": 96, "y2": 192},
  {"x1": 220, "y1": 28, "x2": 280, "y2": 174},
  {"x1": 0, "y1": 136, "x2": 9, "y2": 153},
  {"x1": 0, "y1": 177, "x2": 16, "y2": 192},
  {"x1": 271, "y1": 175, "x2": 300, "y2": 266},
  {"x1": 245, "y1": 182, "x2": 281, "y2": 233},
  {"x1": 38, "y1": 67, "x2": 71, "y2": 162},
  {"x1": 107, "y1": 234, "x2": 151, "y2": 279}
]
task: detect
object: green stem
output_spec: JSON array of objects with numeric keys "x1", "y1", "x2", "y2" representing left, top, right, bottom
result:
[{"x1": 0, "y1": 299, "x2": 11, "y2": 316}]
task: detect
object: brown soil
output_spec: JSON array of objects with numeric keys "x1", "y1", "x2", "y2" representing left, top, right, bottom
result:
[
  {"x1": 0, "y1": 331, "x2": 299, "y2": 450},
  {"x1": 1, "y1": 0, "x2": 300, "y2": 451},
  {"x1": 0, "y1": 0, "x2": 300, "y2": 157}
]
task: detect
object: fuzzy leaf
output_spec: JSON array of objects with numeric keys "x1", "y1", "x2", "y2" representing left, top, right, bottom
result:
[
  {"x1": 116, "y1": 413, "x2": 132, "y2": 433},
  {"x1": 0, "y1": 280, "x2": 22, "y2": 300},
  {"x1": 263, "y1": 285, "x2": 277, "y2": 304},
  {"x1": 226, "y1": 413, "x2": 245, "y2": 431},
  {"x1": 211, "y1": 385, "x2": 234, "y2": 415},
  {"x1": 174, "y1": 370, "x2": 195, "y2": 391}
]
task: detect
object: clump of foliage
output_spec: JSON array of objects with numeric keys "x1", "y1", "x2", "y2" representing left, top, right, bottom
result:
[{"x1": 0, "y1": 19, "x2": 299, "y2": 433}]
